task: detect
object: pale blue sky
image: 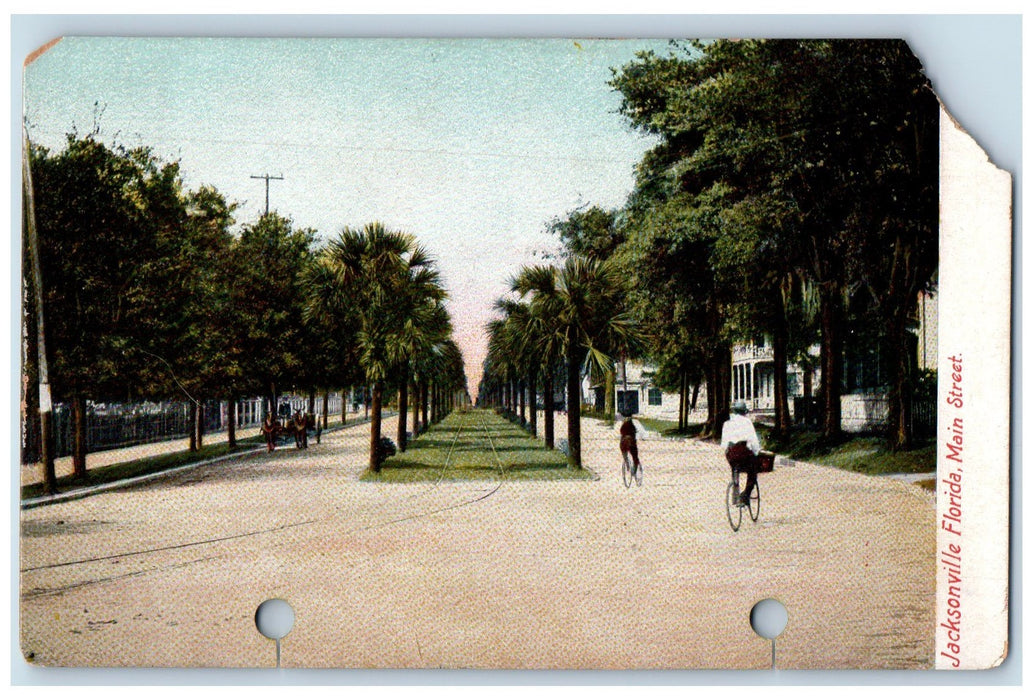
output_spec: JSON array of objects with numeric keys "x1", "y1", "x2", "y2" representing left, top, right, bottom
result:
[{"x1": 24, "y1": 37, "x2": 668, "y2": 390}]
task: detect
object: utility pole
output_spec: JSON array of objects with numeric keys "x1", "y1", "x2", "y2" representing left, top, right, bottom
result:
[
  {"x1": 250, "y1": 173, "x2": 284, "y2": 216},
  {"x1": 22, "y1": 125, "x2": 57, "y2": 493}
]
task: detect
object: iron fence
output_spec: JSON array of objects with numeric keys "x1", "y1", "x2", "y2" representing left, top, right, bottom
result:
[
  {"x1": 23, "y1": 394, "x2": 348, "y2": 463},
  {"x1": 794, "y1": 394, "x2": 935, "y2": 438}
]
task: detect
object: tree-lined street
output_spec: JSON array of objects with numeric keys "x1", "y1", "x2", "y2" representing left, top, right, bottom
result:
[{"x1": 21, "y1": 37, "x2": 941, "y2": 670}]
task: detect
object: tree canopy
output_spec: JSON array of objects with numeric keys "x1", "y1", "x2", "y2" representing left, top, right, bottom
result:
[{"x1": 604, "y1": 39, "x2": 938, "y2": 446}]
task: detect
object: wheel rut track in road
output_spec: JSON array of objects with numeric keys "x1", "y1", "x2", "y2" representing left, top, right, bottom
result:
[
  {"x1": 399, "y1": 405, "x2": 469, "y2": 501},
  {"x1": 21, "y1": 517, "x2": 322, "y2": 574},
  {"x1": 347, "y1": 408, "x2": 509, "y2": 530},
  {"x1": 24, "y1": 554, "x2": 226, "y2": 600},
  {"x1": 21, "y1": 411, "x2": 510, "y2": 582}
]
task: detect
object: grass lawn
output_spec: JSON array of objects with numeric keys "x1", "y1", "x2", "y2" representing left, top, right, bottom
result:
[
  {"x1": 20, "y1": 436, "x2": 267, "y2": 501},
  {"x1": 637, "y1": 416, "x2": 707, "y2": 438},
  {"x1": 759, "y1": 426, "x2": 936, "y2": 478},
  {"x1": 362, "y1": 408, "x2": 592, "y2": 483}
]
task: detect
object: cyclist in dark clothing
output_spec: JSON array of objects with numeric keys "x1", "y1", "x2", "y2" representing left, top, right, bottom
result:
[{"x1": 619, "y1": 413, "x2": 641, "y2": 472}]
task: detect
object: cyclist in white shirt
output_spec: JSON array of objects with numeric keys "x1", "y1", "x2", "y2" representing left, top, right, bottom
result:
[{"x1": 720, "y1": 401, "x2": 761, "y2": 505}]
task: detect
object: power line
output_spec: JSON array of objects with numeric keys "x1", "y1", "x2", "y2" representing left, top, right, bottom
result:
[{"x1": 26, "y1": 124, "x2": 647, "y2": 166}]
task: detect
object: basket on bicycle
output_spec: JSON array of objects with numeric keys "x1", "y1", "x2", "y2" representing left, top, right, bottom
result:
[{"x1": 755, "y1": 450, "x2": 776, "y2": 473}]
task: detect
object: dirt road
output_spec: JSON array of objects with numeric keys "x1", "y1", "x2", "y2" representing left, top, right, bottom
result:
[{"x1": 18, "y1": 410, "x2": 935, "y2": 669}]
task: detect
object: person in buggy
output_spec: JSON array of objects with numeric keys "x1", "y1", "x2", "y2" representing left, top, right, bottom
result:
[{"x1": 720, "y1": 401, "x2": 762, "y2": 505}]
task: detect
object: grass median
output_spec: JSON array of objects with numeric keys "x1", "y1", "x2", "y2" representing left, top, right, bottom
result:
[{"x1": 362, "y1": 408, "x2": 592, "y2": 483}]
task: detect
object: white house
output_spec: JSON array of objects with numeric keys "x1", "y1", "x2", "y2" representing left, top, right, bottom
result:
[
  {"x1": 589, "y1": 361, "x2": 704, "y2": 423},
  {"x1": 731, "y1": 338, "x2": 816, "y2": 414}
]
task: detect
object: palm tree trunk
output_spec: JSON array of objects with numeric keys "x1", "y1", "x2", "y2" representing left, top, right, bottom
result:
[
  {"x1": 397, "y1": 375, "x2": 409, "y2": 452},
  {"x1": 566, "y1": 346, "x2": 585, "y2": 468},
  {"x1": 528, "y1": 371, "x2": 538, "y2": 437},
  {"x1": 543, "y1": 370, "x2": 555, "y2": 449},
  {"x1": 411, "y1": 382, "x2": 420, "y2": 436},
  {"x1": 518, "y1": 379, "x2": 526, "y2": 425},
  {"x1": 604, "y1": 367, "x2": 615, "y2": 422},
  {"x1": 195, "y1": 401, "x2": 205, "y2": 450},
  {"x1": 370, "y1": 380, "x2": 384, "y2": 472},
  {"x1": 188, "y1": 400, "x2": 198, "y2": 452},
  {"x1": 227, "y1": 397, "x2": 237, "y2": 449},
  {"x1": 322, "y1": 391, "x2": 329, "y2": 429},
  {"x1": 72, "y1": 395, "x2": 87, "y2": 480},
  {"x1": 421, "y1": 382, "x2": 429, "y2": 429}
]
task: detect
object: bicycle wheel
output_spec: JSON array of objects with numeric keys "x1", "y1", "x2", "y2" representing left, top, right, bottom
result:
[
  {"x1": 622, "y1": 453, "x2": 633, "y2": 488},
  {"x1": 634, "y1": 460, "x2": 643, "y2": 486},
  {"x1": 726, "y1": 481, "x2": 742, "y2": 531},
  {"x1": 748, "y1": 480, "x2": 761, "y2": 522}
]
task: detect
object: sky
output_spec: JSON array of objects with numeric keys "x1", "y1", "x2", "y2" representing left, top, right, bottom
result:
[{"x1": 23, "y1": 37, "x2": 669, "y2": 398}]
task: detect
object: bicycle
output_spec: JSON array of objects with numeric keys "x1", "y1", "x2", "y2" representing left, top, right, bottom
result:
[
  {"x1": 621, "y1": 451, "x2": 643, "y2": 488},
  {"x1": 724, "y1": 450, "x2": 773, "y2": 531},
  {"x1": 725, "y1": 469, "x2": 760, "y2": 531}
]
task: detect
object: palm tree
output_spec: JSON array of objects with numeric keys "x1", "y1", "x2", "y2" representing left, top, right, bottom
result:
[
  {"x1": 305, "y1": 222, "x2": 446, "y2": 472},
  {"x1": 398, "y1": 300, "x2": 452, "y2": 449},
  {"x1": 437, "y1": 339, "x2": 467, "y2": 418},
  {"x1": 512, "y1": 255, "x2": 640, "y2": 468},
  {"x1": 493, "y1": 296, "x2": 561, "y2": 440},
  {"x1": 485, "y1": 316, "x2": 520, "y2": 417},
  {"x1": 493, "y1": 299, "x2": 537, "y2": 434}
]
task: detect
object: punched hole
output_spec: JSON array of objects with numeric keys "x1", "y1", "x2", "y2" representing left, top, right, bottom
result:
[
  {"x1": 255, "y1": 598, "x2": 295, "y2": 640},
  {"x1": 750, "y1": 598, "x2": 788, "y2": 640}
]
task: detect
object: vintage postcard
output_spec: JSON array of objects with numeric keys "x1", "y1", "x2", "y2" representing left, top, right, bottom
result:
[{"x1": 17, "y1": 36, "x2": 1011, "y2": 670}]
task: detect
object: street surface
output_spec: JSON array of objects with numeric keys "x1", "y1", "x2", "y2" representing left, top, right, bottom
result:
[{"x1": 19, "y1": 410, "x2": 935, "y2": 669}]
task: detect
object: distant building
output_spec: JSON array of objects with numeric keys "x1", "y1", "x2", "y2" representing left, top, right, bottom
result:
[
  {"x1": 588, "y1": 361, "x2": 703, "y2": 422},
  {"x1": 841, "y1": 289, "x2": 937, "y2": 433},
  {"x1": 588, "y1": 288, "x2": 935, "y2": 433}
]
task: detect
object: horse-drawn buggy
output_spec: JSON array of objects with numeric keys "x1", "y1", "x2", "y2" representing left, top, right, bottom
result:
[{"x1": 261, "y1": 406, "x2": 322, "y2": 451}]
